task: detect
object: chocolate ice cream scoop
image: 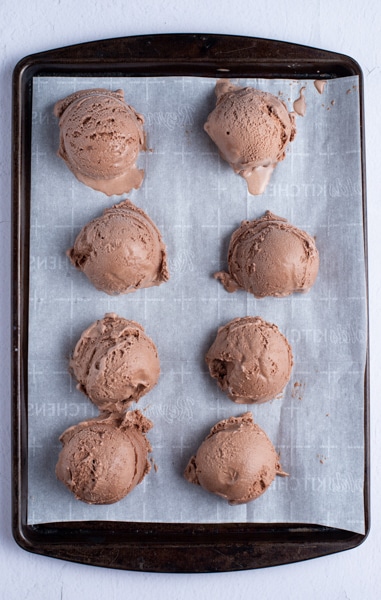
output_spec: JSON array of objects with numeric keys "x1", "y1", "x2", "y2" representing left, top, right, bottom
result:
[
  {"x1": 56, "y1": 411, "x2": 152, "y2": 505},
  {"x1": 70, "y1": 313, "x2": 160, "y2": 412},
  {"x1": 67, "y1": 199, "x2": 169, "y2": 295},
  {"x1": 184, "y1": 412, "x2": 287, "y2": 505},
  {"x1": 204, "y1": 80, "x2": 296, "y2": 195},
  {"x1": 206, "y1": 316, "x2": 293, "y2": 404},
  {"x1": 215, "y1": 211, "x2": 319, "y2": 298},
  {"x1": 54, "y1": 88, "x2": 146, "y2": 195}
]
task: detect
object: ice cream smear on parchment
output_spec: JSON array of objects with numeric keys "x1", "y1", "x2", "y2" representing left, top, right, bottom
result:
[
  {"x1": 67, "y1": 199, "x2": 169, "y2": 296},
  {"x1": 293, "y1": 86, "x2": 307, "y2": 116},
  {"x1": 215, "y1": 211, "x2": 319, "y2": 298},
  {"x1": 314, "y1": 80, "x2": 327, "y2": 94},
  {"x1": 204, "y1": 79, "x2": 296, "y2": 195},
  {"x1": 56, "y1": 410, "x2": 153, "y2": 505},
  {"x1": 69, "y1": 313, "x2": 160, "y2": 413},
  {"x1": 184, "y1": 412, "x2": 288, "y2": 505},
  {"x1": 54, "y1": 89, "x2": 147, "y2": 195}
]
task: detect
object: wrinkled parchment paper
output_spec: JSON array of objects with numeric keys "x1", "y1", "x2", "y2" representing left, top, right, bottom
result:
[{"x1": 28, "y1": 75, "x2": 366, "y2": 533}]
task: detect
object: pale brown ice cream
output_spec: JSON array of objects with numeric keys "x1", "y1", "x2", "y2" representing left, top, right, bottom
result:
[
  {"x1": 206, "y1": 316, "x2": 293, "y2": 404},
  {"x1": 56, "y1": 410, "x2": 152, "y2": 505},
  {"x1": 54, "y1": 88, "x2": 146, "y2": 195},
  {"x1": 184, "y1": 412, "x2": 287, "y2": 505},
  {"x1": 67, "y1": 199, "x2": 169, "y2": 295},
  {"x1": 204, "y1": 80, "x2": 296, "y2": 195},
  {"x1": 215, "y1": 211, "x2": 319, "y2": 298},
  {"x1": 70, "y1": 313, "x2": 160, "y2": 412}
]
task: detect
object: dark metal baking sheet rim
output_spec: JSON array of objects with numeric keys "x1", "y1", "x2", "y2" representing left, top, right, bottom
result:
[{"x1": 11, "y1": 33, "x2": 370, "y2": 573}]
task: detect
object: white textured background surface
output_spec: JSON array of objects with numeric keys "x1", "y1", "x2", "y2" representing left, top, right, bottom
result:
[{"x1": 1, "y1": 1, "x2": 380, "y2": 598}]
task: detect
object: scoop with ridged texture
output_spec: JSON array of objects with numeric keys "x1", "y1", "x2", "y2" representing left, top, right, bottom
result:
[
  {"x1": 215, "y1": 211, "x2": 319, "y2": 298},
  {"x1": 205, "y1": 316, "x2": 293, "y2": 404},
  {"x1": 204, "y1": 80, "x2": 296, "y2": 195},
  {"x1": 54, "y1": 88, "x2": 146, "y2": 195},
  {"x1": 69, "y1": 313, "x2": 160, "y2": 413},
  {"x1": 184, "y1": 412, "x2": 287, "y2": 505},
  {"x1": 56, "y1": 411, "x2": 152, "y2": 505},
  {"x1": 67, "y1": 199, "x2": 169, "y2": 295}
]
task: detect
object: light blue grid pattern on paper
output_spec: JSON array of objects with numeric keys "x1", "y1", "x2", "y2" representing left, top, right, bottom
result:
[{"x1": 27, "y1": 75, "x2": 366, "y2": 533}]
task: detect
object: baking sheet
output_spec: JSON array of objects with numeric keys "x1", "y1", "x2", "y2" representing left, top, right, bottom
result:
[{"x1": 27, "y1": 75, "x2": 366, "y2": 534}]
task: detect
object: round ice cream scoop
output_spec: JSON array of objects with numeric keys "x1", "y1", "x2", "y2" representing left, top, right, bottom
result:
[
  {"x1": 67, "y1": 199, "x2": 169, "y2": 295},
  {"x1": 206, "y1": 316, "x2": 293, "y2": 404},
  {"x1": 70, "y1": 313, "x2": 160, "y2": 412},
  {"x1": 56, "y1": 411, "x2": 152, "y2": 505},
  {"x1": 204, "y1": 80, "x2": 296, "y2": 195},
  {"x1": 54, "y1": 88, "x2": 146, "y2": 195},
  {"x1": 184, "y1": 412, "x2": 287, "y2": 505},
  {"x1": 215, "y1": 211, "x2": 319, "y2": 298}
]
